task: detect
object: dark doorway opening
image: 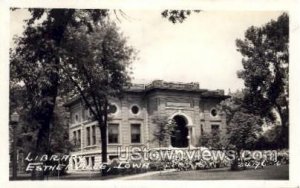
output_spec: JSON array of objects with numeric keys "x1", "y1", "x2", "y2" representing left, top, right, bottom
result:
[{"x1": 171, "y1": 115, "x2": 188, "y2": 148}]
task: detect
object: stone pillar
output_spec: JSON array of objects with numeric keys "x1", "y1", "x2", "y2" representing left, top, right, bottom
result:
[
  {"x1": 88, "y1": 157, "x2": 91, "y2": 170},
  {"x1": 74, "y1": 157, "x2": 78, "y2": 170},
  {"x1": 187, "y1": 125, "x2": 194, "y2": 148}
]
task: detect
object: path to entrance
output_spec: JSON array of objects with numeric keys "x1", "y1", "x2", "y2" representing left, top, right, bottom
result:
[{"x1": 109, "y1": 169, "x2": 176, "y2": 180}]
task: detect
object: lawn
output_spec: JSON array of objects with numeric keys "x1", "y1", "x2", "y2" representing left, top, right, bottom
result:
[
  {"x1": 12, "y1": 164, "x2": 288, "y2": 180},
  {"x1": 130, "y1": 164, "x2": 289, "y2": 180}
]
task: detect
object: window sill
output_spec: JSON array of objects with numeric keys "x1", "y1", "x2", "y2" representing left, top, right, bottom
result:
[
  {"x1": 70, "y1": 122, "x2": 82, "y2": 127},
  {"x1": 84, "y1": 145, "x2": 98, "y2": 149},
  {"x1": 107, "y1": 143, "x2": 122, "y2": 146},
  {"x1": 130, "y1": 143, "x2": 143, "y2": 145}
]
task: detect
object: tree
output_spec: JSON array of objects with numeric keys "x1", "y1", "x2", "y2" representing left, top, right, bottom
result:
[
  {"x1": 60, "y1": 21, "x2": 135, "y2": 175},
  {"x1": 255, "y1": 125, "x2": 286, "y2": 150},
  {"x1": 236, "y1": 13, "x2": 289, "y2": 148},
  {"x1": 218, "y1": 91, "x2": 263, "y2": 170},
  {"x1": 9, "y1": 85, "x2": 72, "y2": 176},
  {"x1": 49, "y1": 97, "x2": 73, "y2": 155},
  {"x1": 152, "y1": 115, "x2": 177, "y2": 148},
  {"x1": 151, "y1": 115, "x2": 177, "y2": 172},
  {"x1": 227, "y1": 111, "x2": 263, "y2": 170},
  {"x1": 227, "y1": 111, "x2": 263, "y2": 151},
  {"x1": 9, "y1": 7, "x2": 199, "y2": 160},
  {"x1": 10, "y1": 9, "x2": 110, "y2": 157}
]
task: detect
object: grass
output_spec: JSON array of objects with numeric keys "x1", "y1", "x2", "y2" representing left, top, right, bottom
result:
[
  {"x1": 130, "y1": 164, "x2": 289, "y2": 180},
  {"x1": 11, "y1": 164, "x2": 288, "y2": 180}
]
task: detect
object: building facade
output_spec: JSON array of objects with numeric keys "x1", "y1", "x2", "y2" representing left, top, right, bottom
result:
[{"x1": 65, "y1": 80, "x2": 230, "y2": 171}]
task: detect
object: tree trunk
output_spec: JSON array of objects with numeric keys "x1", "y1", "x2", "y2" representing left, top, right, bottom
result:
[
  {"x1": 275, "y1": 104, "x2": 289, "y2": 148},
  {"x1": 100, "y1": 125, "x2": 108, "y2": 176},
  {"x1": 31, "y1": 116, "x2": 52, "y2": 180},
  {"x1": 32, "y1": 58, "x2": 59, "y2": 180},
  {"x1": 230, "y1": 150, "x2": 241, "y2": 171}
]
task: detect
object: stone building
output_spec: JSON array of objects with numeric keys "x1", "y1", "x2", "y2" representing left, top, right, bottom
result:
[{"x1": 65, "y1": 80, "x2": 230, "y2": 171}]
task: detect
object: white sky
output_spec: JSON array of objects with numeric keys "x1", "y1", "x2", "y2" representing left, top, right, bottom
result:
[{"x1": 10, "y1": 10, "x2": 283, "y2": 92}]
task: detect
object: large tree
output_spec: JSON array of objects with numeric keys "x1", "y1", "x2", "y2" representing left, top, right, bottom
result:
[
  {"x1": 9, "y1": 85, "x2": 72, "y2": 176},
  {"x1": 236, "y1": 13, "x2": 289, "y2": 148},
  {"x1": 10, "y1": 8, "x2": 199, "y2": 158},
  {"x1": 11, "y1": 9, "x2": 135, "y2": 176},
  {"x1": 10, "y1": 9, "x2": 110, "y2": 156},
  {"x1": 60, "y1": 21, "x2": 135, "y2": 174}
]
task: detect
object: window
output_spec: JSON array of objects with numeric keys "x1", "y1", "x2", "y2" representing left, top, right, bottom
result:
[
  {"x1": 86, "y1": 127, "x2": 91, "y2": 146},
  {"x1": 131, "y1": 124, "x2": 141, "y2": 143},
  {"x1": 75, "y1": 114, "x2": 79, "y2": 122},
  {"x1": 77, "y1": 130, "x2": 81, "y2": 146},
  {"x1": 85, "y1": 157, "x2": 89, "y2": 166},
  {"x1": 211, "y1": 124, "x2": 220, "y2": 136},
  {"x1": 73, "y1": 131, "x2": 77, "y2": 146},
  {"x1": 131, "y1": 105, "x2": 140, "y2": 115},
  {"x1": 211, "y1": 109, "x2": 218, "y2": 117},
  {"x1": 200, "y1": 124, "x2": 204, "y2": 136},
  {"x1": 108, "y1": 124, "x2": 119, "y2": 144},
  {"x1": 91, "y1": 156, "x2": 95, "y2": 168},
  {"x1": 92, "y1": 125, "x2": 96, "y2": 145},
  {"x1": 108, "y1": 104, "x2": 117, "y2": 114}
]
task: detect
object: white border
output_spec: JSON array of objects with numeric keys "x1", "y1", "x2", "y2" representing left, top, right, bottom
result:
[{"x1": 1, "y1": 0, "x2": 300, "y2": 188}]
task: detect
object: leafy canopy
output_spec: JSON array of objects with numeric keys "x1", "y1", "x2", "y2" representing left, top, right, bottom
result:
[{"x1": 236, "y1": 13, "x2": 289, "y2": 128}]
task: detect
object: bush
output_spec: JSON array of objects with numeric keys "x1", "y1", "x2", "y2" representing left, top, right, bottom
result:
[
  {"x1": 149, "y1": 162, "x2": 165, "y2": 171},
  {"x1": 102, "y1": 159, "x2": 148, "y2": 176}
]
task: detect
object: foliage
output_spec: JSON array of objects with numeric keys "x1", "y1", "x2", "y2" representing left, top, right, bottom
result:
[
  {"x1": 10, "y1": 9, "x2": 135, "y2": 177},
  {"x1": 255, "y1": 125, "x2": 287, "y2": 149},
  {"x1": 161, "y1": 10, "x2": 201, "y2": 23},
  {"x1": 198, "y1": 131, "x2": 224, "y2": 150},
  {"x1": 219, "y1": 91, "x2": 263, "y2": 150},
  {"x1": 152, "y1": 115, "x2": 177, "y2": 147},
  {"x1": 9, "y1": 85, "x2": 38, "y2": 156},
  {"x1": 227, "y1": 111, "x2": 263, "y2": 151},
  {"x1": 60, "y1": 21, "x2": 135, "y2": 169},
  {"x1": 217, "y1": 91, "x2": 263, "y2": 170},
  {"x1": 9, "y1": 85, "x2": 72, "y2": 174},
  {"x1": 10, "y1": 9, "x2": 109, "y2": 155},
  {"x1": 236, "y1": 13, "x2": 289, "y2": 147},
  {"x1": 49, "y1": 97, "x2": 73, "y2": 155}
]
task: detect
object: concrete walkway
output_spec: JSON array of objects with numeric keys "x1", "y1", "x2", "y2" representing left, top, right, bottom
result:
[{"x1": 110, "y1": 169, "x2": 177, "y2": 180}]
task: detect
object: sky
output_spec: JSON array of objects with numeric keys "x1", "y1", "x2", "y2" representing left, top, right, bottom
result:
[{"x1": 10, "y1": 10, "x2": 283, "y2": 92}]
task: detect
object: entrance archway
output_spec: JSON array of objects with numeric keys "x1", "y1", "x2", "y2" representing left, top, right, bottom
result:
[{"x1": 171, "y1": 115, "x2": 189, "y2": 148}]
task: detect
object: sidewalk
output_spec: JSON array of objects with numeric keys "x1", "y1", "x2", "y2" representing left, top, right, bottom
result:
[{"x1": 110, "y1": 169, "x2": 176, "y2": 180}]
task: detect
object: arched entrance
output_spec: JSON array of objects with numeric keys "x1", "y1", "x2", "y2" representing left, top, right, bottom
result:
[{"x1": 171, "y1": 115, "x2": 189, "y2": 148}]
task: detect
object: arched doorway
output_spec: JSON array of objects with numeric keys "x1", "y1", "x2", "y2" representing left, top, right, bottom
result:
[{"x1": 171, "y1": 115, "x2": 189, "y2": 148}]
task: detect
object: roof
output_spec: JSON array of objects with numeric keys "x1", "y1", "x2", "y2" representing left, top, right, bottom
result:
[{"x1": 64, "y1": 80, "x2": 230, "y2": 107}]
